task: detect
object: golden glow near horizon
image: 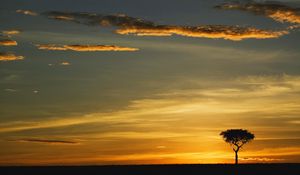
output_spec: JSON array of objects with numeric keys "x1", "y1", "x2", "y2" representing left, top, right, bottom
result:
[
  {"x1": 1, "y1": 0, "x2": 300, "y2": 166},
  {"x1": 1, "y1": 75, "x2": 300, "y2": 165}
]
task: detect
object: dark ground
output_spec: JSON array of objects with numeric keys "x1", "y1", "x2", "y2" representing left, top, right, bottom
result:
[{"x1": 0, "y1": 164, "x2": 299, "y2": 175}]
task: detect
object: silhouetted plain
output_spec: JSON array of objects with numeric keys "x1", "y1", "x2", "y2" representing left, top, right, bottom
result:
[{"x1": 1, "y1": 164, "x2": 299, "y2": 175}]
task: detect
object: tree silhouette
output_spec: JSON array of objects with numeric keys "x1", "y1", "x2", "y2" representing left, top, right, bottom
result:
[{"x1": 220, "y1": 129, "x2": 255, "y2": 164}]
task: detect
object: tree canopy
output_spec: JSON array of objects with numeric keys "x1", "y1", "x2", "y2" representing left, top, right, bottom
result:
[
  {"x1": 220, "y1": 129, "x2": 255, "y2": 164},
  {"x1": 220, "y1": 129, "x2": 255, "y2": 150}
]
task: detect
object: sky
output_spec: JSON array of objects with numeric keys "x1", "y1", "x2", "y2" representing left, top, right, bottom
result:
[{"x1": 0, "y1": 0, "x2": 300, "y2": 165}]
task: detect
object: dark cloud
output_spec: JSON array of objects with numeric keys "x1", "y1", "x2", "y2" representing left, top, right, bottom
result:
[
  {"x1": 35, "y1": 44, "x2": 139, "y2": 51},
  {"x1": 215, "y1": 2, "x2": 300, "y2": 25},
  {"x1": 42, "y1": 11, "x2": 155, "y2": 27},
  {"x1": 63, "y1": 45, "x2": 139, "y2": 51},
  {"x1": 42, "y1": 11, "x2": 288, "y2": 41},
  {"x1": 11, "y1": 138, "x2": 78, "y2": 145}
]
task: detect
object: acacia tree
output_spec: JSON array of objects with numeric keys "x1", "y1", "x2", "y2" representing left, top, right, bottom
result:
[{"x1": 220, "y1": 129, "x2": 255, "y2": 164}]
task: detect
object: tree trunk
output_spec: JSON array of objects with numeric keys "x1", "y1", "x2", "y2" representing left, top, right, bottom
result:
[{"x1": 235, "y1": 151, "x2": 238, "y2": 165}]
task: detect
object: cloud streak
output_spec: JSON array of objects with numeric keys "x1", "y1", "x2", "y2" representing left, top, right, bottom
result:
[
  {"x1": 216, "y1": 2, "x2": 300, "y2": 25},
  {"x1": 2, "y1": 30, "x2": 20, "y2": 36},
  {"x1": 116, "y1": 25, "x2": 287, "y2": 41},
  {"x1": 35, "y1": 44, "x2": 67, "y2": 51},
  {"x1": 35, "y1": 44, "x2": 139, "y2": 51},
  {"x1": 16, "y1": 10, "x2": 38, "y2": 16},
  {"x1": 240, "y1": 157, "x2": 284, "y2": 162},
  {"x1": 10, "y1": 138, "x2": 78, "y2": 145},
  {"x1": 64, "y1": 45, "x2": 139, "y2": 51},
  {"x1": 0, "y1": 39, "x2": 17, "y2": 46},
  {"x1": 43, "y1": 11, "x2": 288, "y2": 41},
  {"x1": 0, "y1": 52, "x2": 24, "y2": 61}
]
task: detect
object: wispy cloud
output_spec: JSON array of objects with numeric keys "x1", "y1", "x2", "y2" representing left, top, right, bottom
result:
[
  {"x1": 216, "y1": 2, "x2": 300, "y2": 25},
  {"x1": 48, "y1": 15, "x2": 74, "y2": 21},
  {"x1": 0, "y1": 39, "x2": 17, "y2": 46},
  {"x1": 4, "y1": 88, "x2": 17, "y2": 92},
  {"x1": 35, "y1": 44, "x2": 67, "y2": 51},
  {"x1": 10, "y1": 138, "x2": 79, "y2": 145},
  {"x1": 16, "y1": 10, "x2": 38, "y2": 16},
  {"x1": 0, "y1": 52, "x2": 24, "y2": 61},
  {"x1": 240, "y1": 157, "x2": 284, "y2": 162},
  {"x1": 35, "y1": 44, "x2": 139, "y2": 51},
  {"x1": 42, "y1": 11, "x2": 288, "y2": 41}
]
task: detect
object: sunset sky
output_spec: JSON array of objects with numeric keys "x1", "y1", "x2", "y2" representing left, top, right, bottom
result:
[{"x1": 0, "y1": 0, "x2": 300, "y2": 165}]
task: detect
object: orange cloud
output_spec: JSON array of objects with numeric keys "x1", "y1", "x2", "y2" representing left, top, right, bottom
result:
[
  {"x1": 16, "y1": 9, "x2": 38, "y2": 16},
  {"x1": 44, "y1": 11, "x2": 288, "y2": 41},
  {"x1": 116, "y1": 26, "x2": 288, "y2": 41},
  {"x1": 216, "y1": 2, "x2": 300, "y2": 25},
  {"x1": 0, "y1": 39, "x2": 17, "y2": 46},
  {"x1": 36, "y1": 44, "x2": 139, "y2": 52},
  {"x1": 0, "y1": 53, "x2": 24, "y2": 61},
  {"x1": 60, "y1": 61, "x2": 71, "y2": 66}
]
